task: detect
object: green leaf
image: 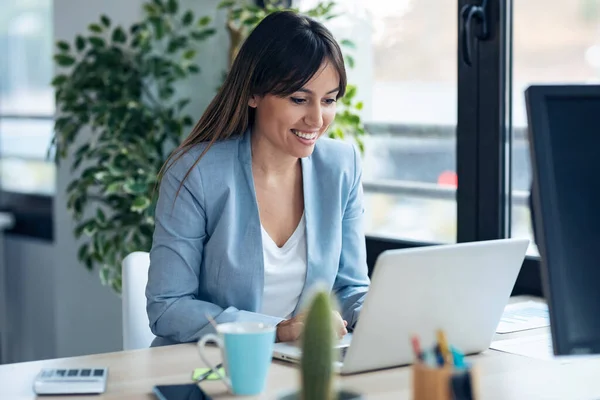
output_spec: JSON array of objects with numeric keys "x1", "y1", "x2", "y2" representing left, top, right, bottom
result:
[
  {"x1": 83, "y1": 221, "x2": 97, "y2": 236},
  {"x1": 88, "y1": 23, "x2": 103, "y2": 33},
  {"x1": 75, "y1": 35, "x2": 86, "y2": 51},
  {"x1": 143, "y1": 3, "x2": 159, "y2": 15},
  {"x1": 131, "y1": 196, "x2": 151, "y2": 213},
  {"x1": 130, "y1": 23, "x2": 143, "y2": 35},
  {"x1": 54, "y1": 54, "x2": 76, "y2": 66},
  {"x1": 197, "y1": 15, "x2": 211, "y2": 26},
  {"x1": 51, "y1": 75, "x2": 68, "y2": 86},
  {"x1": 99, "y1": 266, "x2": 110, "y2": 285},
  {"x1": 123, "y1": 181, "x2": 148, "y2": 195},
  {"x1": 355, "y1": 101, "x2": 363, "y2": 111},
  {"x1": 101, "y1": 15, "x2": 111, "y2": 27},
  {"x1": 167, "y1": 0, "x2": 178, "y2": 13},
  {"x1": 191, "y1": 28, "x2": 216, "y2": 41},
  {"x1": 77, "y1": 245, "x2": 88, "y2": 263},
  {"x1": 188, "y1": 64, "x2": 200, "y2": 73},
  {"x1": 340, "y1": 39, "x2": 355, "y2": 49},
  {"x1": 150, "y1": 17, "x2": 165, "y2": 40},
  {"x1": 345, "y1": 85, "x2": 357, "y2": 99},
  {"x1": 105, "y1": 182, "x2": 122, "y2": 194},
  {"x1": 88, "y1": 37, "x2": 105, "y2": 47},
  {"x1": 182, "y1": 10, "x2": 194, "y2": 26},
  {"x1": 112, "y1": 27, "x2": 127, "y2": 43},
  {"x1": 183, "y1": 49, "x2": 196, "y2": 60},
  {"x1": 56, "y1": 41, "x2": 70, "y2": 52},
  {"x1": 218, "y1": 0, "x2": 236, "y2": 9},
  {"x1": 345, "y1": 55, "x2": 355, "y2": 69},
  {"x1": 97, "y1": 208, "x2": 106, "y2": 223},
  {"x1": 242, "y1": 15, "x2": 262, "y2": 26}
]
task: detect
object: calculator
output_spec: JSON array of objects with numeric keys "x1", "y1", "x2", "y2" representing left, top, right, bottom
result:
[{"x1": 32, "y1": 367, "x2": 108, "y2": 395}]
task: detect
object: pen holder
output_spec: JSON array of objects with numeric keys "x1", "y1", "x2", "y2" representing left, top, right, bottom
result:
[{"x1": 412, "y1": 362, "x2": 479, "y2": 400}]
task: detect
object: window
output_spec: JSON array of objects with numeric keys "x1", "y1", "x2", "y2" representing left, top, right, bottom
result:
[
  {"x1": 297, "y1": 0, "x2": 543, "y2": 295},
  {"x1": 298, "y1": 0, "x2": 458, "y2": 244},
  {"x1": 511, "y1": 0, "x2": 600, "y2": 257},
  {"x1": 0, "y1": 0, "x2": 55, "y2": 196}
]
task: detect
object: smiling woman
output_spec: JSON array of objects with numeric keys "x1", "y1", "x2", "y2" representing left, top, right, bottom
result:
[{"x1": 146, "y1": 10, "x2": 369, "y2": 346}]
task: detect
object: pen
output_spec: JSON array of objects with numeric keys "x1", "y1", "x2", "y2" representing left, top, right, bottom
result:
[
  {"x1": 436, "y1": 329, "x2": 453, "y2": 365},
  {"x1": 422, "y1": 349, "x2": 437, "y2": 367},
  {"x1": 451, "y1": 346, "x2": 465, "y2": 369},
  {"x1": 193, "y1": 363, "x2": 223, "y2": 381},
  {"x1": 411, "y1": 335, "x2": 423, "y2": 361}
]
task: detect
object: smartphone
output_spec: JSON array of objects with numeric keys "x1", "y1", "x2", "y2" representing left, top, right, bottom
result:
[{"x1": 153, "y1": 383, "x2": 213, "y2": 400}]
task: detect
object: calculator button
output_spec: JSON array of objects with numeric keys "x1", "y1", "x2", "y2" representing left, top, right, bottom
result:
[
  {"x1": 67, "y1": 369, "x2": 79, "y2": 376},
  {"x1": 80, "y1": 369, "x2": 91, "y2": 376},
  {"x1": 40, "y1": 369, "x2": 53, "y2": 378},
  {"x1": 56, "y1": 370, "x2": 66, "y2": 376},
  {"x1": 93, "y1": 369, "x2": 104, "y2": 377}
]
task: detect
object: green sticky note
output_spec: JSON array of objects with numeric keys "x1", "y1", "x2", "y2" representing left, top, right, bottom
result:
[{"x1": 192, "y1": 367, "x2": 224, "y2": 381}]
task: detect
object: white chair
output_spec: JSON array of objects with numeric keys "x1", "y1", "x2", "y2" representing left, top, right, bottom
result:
[{"x1": 121, "y1": 251, "x2": 156, "y2": 350}]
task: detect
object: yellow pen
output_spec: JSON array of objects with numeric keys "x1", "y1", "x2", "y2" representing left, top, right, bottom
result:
[{"x1": 436, "y1": 329, "x2": 453, "y2": 365}]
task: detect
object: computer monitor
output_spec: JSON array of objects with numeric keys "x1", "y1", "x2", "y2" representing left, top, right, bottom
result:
[{"x1": 525, "y1": 84, "x2": 600, "y2": 356}]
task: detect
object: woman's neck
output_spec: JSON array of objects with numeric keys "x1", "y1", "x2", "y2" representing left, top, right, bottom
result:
[{"x1": 250, "y1": 131, "x2": 299, "y2": 179}]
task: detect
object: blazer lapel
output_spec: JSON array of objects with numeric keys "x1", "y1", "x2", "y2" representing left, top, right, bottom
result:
[
  {"x1": 237, "y1": 130, "x2": 265, "y2": 311},
  {"x1": 294, "y1": 155, "x2": 320, "y2": 314}
]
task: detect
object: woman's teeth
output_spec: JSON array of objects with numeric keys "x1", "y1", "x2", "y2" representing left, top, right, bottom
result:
[{"x1": 292, "y1": 130, "x2": 318, "y2": 140}]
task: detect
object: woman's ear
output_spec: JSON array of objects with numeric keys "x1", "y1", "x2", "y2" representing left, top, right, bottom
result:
[{"x1": 248, "y1": 95, "x2": 259, "y2": 108}]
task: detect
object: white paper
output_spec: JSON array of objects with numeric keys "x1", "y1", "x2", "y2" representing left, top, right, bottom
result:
[
  {"x1": 490, "y1": 333, "x2": 600, "y2": 364},
  {"x1": 496, "y1": 301, "x2": 550, "y2": 333},
  {"x1": 490, "y1": 333, "x2": 554, "y2": 360}
]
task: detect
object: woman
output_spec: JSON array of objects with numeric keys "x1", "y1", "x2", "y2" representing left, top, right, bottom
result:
[{"x1": 146, "y1": 10, "x2": 370, "y2": 347}]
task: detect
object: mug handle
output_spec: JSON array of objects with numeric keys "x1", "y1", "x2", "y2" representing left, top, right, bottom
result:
[{"x1": 197, "y1": 334, "x2": 232, "y2": 391}]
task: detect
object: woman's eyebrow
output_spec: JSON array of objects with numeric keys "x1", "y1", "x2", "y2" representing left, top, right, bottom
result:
[{"x1": 297, "y1": 87, "x2": 340, "y2": 95}]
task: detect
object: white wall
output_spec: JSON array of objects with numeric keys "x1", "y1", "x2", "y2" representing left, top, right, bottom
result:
[
  {"x1": 2, "y1": 0, "x2": 228, "y2": 363},
  {"x1": 4, "y1": 236, "x2": 56, "y2": 363}
]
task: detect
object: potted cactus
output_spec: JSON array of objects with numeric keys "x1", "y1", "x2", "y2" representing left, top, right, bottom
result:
[{"x1": 280, "y1": 290, "x2": 363, "y2": 400}]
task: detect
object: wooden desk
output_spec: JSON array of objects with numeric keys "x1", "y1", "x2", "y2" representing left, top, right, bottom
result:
[{"x1": 2, "y1": 327, "x2": 600, "y2": 400}]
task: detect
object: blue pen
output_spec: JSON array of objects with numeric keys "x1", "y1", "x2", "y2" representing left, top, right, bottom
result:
[
  {"x1": 451, "y1": 346, "x2": 465, "y2": 369},
  {"x1": 422, "y1": 349, "x2": 437, "y2": 367}
]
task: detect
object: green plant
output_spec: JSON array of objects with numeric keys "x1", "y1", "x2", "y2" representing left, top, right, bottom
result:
[
  {"x1": 50, "y1": 0, "x2": 216, "y2": 294},
  {"x1": 300, "y1": 290, "x2": 337, "y2": 400},
  {"x1": 219, "y1": 0, "x2": 366, "y2": 152}
]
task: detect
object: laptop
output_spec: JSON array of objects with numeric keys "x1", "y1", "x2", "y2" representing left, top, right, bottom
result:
[{"x1": 272, "y1": 238, "x2": 529, "y2": 375}]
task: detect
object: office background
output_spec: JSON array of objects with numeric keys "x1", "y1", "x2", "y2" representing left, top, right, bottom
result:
[{"x1": 1, "y1": 0, "x2": 598, "y2": 364}]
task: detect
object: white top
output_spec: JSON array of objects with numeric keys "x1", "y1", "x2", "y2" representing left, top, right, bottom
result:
[{"x1": 260, "y1": 213, "x2": 308, "y2": 319}]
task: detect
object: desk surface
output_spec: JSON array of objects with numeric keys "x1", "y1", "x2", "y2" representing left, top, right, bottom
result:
[
  {"x1": 2, "y1": 296, "x2": 600, "y2": 399},
  {"x1": 2, "y1": 328, "x2": 600, "y2": 400}
]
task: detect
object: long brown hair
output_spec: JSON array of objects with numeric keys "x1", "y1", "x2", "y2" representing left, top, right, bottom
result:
[{"x1": 159, "y1": 10, "x2": 347, "y2": 195}]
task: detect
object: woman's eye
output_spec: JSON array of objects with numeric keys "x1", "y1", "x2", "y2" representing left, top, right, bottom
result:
[
  {"x1": 291, "y1": 97, "x2": 307, "y2": 104},
  {"x1": 324, "y1": 99, "x2": 336, "y2": 105}
]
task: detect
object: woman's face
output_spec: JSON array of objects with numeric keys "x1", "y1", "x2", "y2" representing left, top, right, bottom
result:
[{"x1": 248, "y1": 60, "x2": 340, "y2": 159}]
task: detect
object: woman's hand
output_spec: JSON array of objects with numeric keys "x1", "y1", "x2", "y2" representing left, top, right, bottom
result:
[
  {"x1": 276, "y1": 314, "x2": 305, "y2": 343},
  {"x1": 332, "y1": 310, "x2": 348, "y2": 339},
  {"x1": 276, "y1": 311, "x2": 348, "y2": 342}
]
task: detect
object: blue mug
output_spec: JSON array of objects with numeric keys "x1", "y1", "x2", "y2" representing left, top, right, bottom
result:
[{"x1": 197, "y1": 322, "x2": 276, "y2": 396}]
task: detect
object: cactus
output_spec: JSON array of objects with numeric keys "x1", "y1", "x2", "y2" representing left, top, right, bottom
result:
[{"x1": 300, "y1": 290, "x2": 337, "y2": 400}]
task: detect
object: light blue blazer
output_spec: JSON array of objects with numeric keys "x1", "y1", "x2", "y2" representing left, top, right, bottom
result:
[{"x1": 146, "y1": 129, "x2": 370, "y2": 346}]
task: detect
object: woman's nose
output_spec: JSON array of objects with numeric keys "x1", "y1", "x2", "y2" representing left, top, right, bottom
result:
[{"x1": 303, "y1": 103, "x2": 323, "y2": 129}]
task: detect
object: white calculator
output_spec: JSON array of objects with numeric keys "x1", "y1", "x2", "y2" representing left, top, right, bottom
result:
[{"x1": 32, "y1": 367, "x2": 108, "y2": 395}]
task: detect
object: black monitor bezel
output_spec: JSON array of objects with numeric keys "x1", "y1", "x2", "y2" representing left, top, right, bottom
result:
[{"x1": 525, "y1": 84, "x2": 600, "y2": 355}]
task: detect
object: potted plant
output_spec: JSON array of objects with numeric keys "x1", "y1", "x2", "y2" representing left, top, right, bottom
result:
[
  {"x1": 51, "y1": 0, "x2": 216, "y2": 293},
  {"x1": 279, "y1": 289, "x2": 364, "y2": 400}
]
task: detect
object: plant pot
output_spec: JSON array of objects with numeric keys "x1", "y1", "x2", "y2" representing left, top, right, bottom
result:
[{"x1": 277, "y1": 389, "x2": 365, "y2": 400}]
